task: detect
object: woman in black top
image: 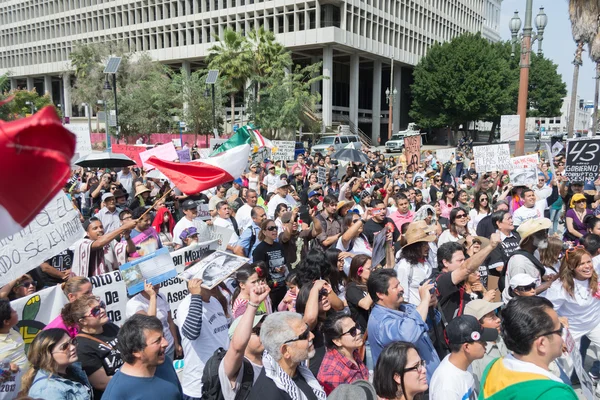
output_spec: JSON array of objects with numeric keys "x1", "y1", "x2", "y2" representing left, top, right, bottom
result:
[
  {"x1": 62, "y1": 294, "x2": 123, "y2": 399},
  {"x1": 344, "y1": 254, "x2": 373, "y2": 331},
  {"x1": 252, "y1": 219, "x2": 289, "y2": 308}
]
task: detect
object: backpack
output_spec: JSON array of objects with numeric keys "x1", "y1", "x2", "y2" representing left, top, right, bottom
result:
[
  {"x1": 201, "y1": 347, "x2": 254, "y2": 400},
  {"x1": 245, "y1": 226, "x2": 257, "y2": 257}
]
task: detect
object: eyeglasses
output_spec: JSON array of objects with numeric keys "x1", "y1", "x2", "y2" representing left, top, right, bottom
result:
[
  {"x1": 404, "y1": 359, "x2": 427, "y2": 373},
  {"x1": 16, "y1": 281, "x2": 36, "y2": 289},
  {"x1": 84, "y1": 301, "x2": 107, "y2": 318},
  {"x1": 53, "y1": 337, "x2": 78, "y2": 353},
  {"x1": 284, "y1": 324, "x2": 311, "y2": 344},
  {"x1": 340, "y1": 323, "x2": 362, "y2": 338},
  {"x1": 565, "y1": 245, "x2": 585, "y2": 261},
  {"x1": 536, "y1": 324, "x2": 564, "y2": 340},
  {"x1": 455, "y1": 214, "x2": 467, "y2": 219},
  {"x1": 265, "y1": 226, "x2": 278, "y2": 232},
  {"x1": 515, "y1": 283, "x2": 536, "y2": 292}
]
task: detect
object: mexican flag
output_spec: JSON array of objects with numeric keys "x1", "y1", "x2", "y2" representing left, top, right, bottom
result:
[{"x1": 211, "y1": 125, "x2": 273, "y2": 157}]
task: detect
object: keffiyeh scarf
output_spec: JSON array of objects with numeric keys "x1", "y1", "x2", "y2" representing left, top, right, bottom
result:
[{"x1": 262, "y1": 351, "x2": 326, "y2": 400}]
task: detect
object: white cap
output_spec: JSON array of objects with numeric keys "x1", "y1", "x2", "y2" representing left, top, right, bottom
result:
[{"x1": 509, "y1": 273, "x2": 536, "y2": 289}]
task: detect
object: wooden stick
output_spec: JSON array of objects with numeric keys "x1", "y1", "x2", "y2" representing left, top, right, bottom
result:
[{"x1": 137, "y1": 187, "x2": 174, "y2": 221}]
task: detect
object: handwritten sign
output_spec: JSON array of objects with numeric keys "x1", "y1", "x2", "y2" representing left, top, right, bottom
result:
[
  {"x1": 210, "y1": 225, "x2": 234, "y2": 251},
  {"x1": 197, "y1": 204, "x2": 211, "y2": 221},
  {"x1": 66, "y1": 123, "x2": 92, "y2": 158},
  {"x1": 473, "y1": 144, "x2": 510, "y2": 173},
  {"x1": 209, "y1": 139, "x2": 227, "y2": 152},
  {"x1": 318, "y1": 167, "x2": 328, "y2": 185},
  {"x1": 500, "y1": 115, "x2": 520, "y2": 142},
  {"x1": 110, "y1": 144, "x2": 146, "y2": 166},
  {"x1": 565, "y1": 138, "x2": 600, "y2": 184},
  {"x1": 436, "y1": 148, "x2": 455, "y2": 164},
  {"x1": 177, "y1": 149, "x2": 191, "y2": 163},
  {"x1": 139, "y1": 142, "x2": 179, "y2": 170},
  {"x1": 271, "y1": 141, "x2": 295, "y2": 161},
  {"x1": 509, "y1": 154, "x2": 539, "y2": 171},
  {"x1": 0, "y1": 193, "x2": 85, "y2": 287},
  {"x1": 404, "y1": 135, "x2": 421, "y2": 173}
]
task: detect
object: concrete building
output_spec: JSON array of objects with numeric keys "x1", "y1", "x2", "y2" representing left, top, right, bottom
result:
[
  {"x1": 525, "y1": 95, "x2": 591, "y2": 135},
  {"x1": 0, "y1": 0, "x2": 502, "y2": 143}
]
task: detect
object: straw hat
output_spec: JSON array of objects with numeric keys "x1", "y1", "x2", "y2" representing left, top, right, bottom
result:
[
  {"x1": 402, "y1": 221, "x2": 436, "y2": 248},
  {"x1": 516, "y1": 218, "x2": 551, "y2": 245},
  {"x1": 135, "y1": 186, "x2": 151, "y2": 197},
  {"x1": 337, "y1": 200, "x2": 355, "y2": 211}
]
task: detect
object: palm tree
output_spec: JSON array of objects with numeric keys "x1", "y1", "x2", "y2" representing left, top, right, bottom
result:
[
  {"x1": 208, "y1": 29, "x2": 252, "y2": 131},
  {"x1": 567, "y1": 0, "x2": 600, "y2": 137}
]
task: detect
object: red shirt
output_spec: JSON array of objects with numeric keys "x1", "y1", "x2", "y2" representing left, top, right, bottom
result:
[{"x1": 317, "y1": 348, "x2": 369, "y2": 395}]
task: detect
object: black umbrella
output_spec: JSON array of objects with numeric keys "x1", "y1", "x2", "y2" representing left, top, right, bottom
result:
[
  {"x1": 332, "y1": 145, "x2": 370, "y2": 164},
  {"x1": 74, "y1": 151, "x2": 136, "y2": 168}
]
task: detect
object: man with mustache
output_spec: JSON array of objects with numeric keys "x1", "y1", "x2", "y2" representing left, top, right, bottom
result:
[{"x1": 366, "y1": 269, "x2": 440, "y2": 383}]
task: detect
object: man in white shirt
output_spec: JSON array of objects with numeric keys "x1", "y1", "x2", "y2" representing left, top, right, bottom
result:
[
  {"x1": 95, "y1": 192, "x2": 121, "y2": 234},
  {"x1": 513, "y1": 185, "x2": 558, "y2": 228},
  {"x1": 583, "y1": 234, "x2": 600, "y2": 273},
  {"x1": 262, "y1": 165, "x2": 279, "y2": 194},
  {"x1": 173, "y1": 199, "x2": 210, "y2": 249},
  {"x1": 430, "y1": 315, "x2": 498, "y2": 400},
  {"x1": 209, "y1": 185, "x2": 227, "y2": 216},
  {"x1": 266, "y1": 181, "x2": 297, "y2": 219},
  {"x1": 213, "y1": 201, "x2": 244, "y2": 256},
  {"x1": 116, "y1": 166, "x2": 136, "y2": 199},
  {"x1": 533, "y1": 174, "x2": 552, "y2": 201},
  {"x1": 236, "y1": 189, "x2": 259, "y2": 232}
]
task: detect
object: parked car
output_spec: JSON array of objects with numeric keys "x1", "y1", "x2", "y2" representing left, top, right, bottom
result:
[
  {"x1": 311, "y1": 135, "x2": 360, "y2": 155},
  {"x1": 384, "y1": 133, "x2": 405, "y2": 153}
]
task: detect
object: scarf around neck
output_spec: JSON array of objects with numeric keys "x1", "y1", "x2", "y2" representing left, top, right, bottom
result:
[{"x1": 262, "y1": 351, "x2": 326, "y2": 400}]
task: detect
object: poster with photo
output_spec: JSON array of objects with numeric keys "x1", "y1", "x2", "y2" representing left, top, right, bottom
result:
[
  {"x1": 119, "y1": 247, "x2": 177, "y2": 296},
  {"x1": 179, "y1": 250, "x2": 249, "y2": 289}
]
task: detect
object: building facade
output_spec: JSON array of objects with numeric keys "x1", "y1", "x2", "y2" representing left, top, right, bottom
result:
[
  {"x1": 0, "y1": 0, "x2": 502, "y2": 143},
  {"x1": 525, "y1": 95, "x2": 591, "y2": 135}
]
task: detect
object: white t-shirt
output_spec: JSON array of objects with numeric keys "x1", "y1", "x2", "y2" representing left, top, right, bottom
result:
[
  {"x1": 218, "y1": 357, "x2": 262, "y2": 400},
  {"x1": 235, "y1": 204, "x2": 253, "y2": 231},
  {"x1": 467, "y1": 209, "x2": 489, "y2": 235},
  {"x1": 266, "y1": 194, "x2": 297, "y2": 219},
  {"x1": 502, "y1": 254, "x2": 542, "y2": 303},
  {"x1": 125, "y1": 293, "x2": 175, "y2": 354},
  {"x1": 594, "y1": 254, "x2": 600, "y2": 275},
  {"x1": 177, "y1": 295, "x2": 230, "y2": 397},
  {"x1": 438, "y1": 229, "x2": 462, "y2": 247},
  {"x1": 213, "y1": 217, "x2": 240, "y2": 245},
  {"x1": 262, "y1": 174, "x2": 279, "y2": 193},
  {"x1": 395, "y1": 258, "x2": 432, "y2": 306},
  {"x1": 512, "y1": 205, "x2": 542, "y2": 227},
  {"x1": 336, "y1": 235, "x2": 372, "y2": 275},
  {"x1": 429, "y1": 354, "x2": 477, "y2": 400},
  {"x1": 173, "y1": 217, "x2": 210, "y2": 246}
]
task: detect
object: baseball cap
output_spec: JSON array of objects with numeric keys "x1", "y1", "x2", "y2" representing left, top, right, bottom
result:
[
  {"x1": 275, "y1": 180, "x2": 290, "y2": 189},
  {"x1": 509, "y1": 273, "x2": 537, "y2": 289},
  {"x1": 102, "y1": 192, "x2": 115, "y2": 202},
  {"x1": 446, "y1": 315, "x2": 498, "y2": 344},
  {"x1": 308, "y1": 190, "x2": 319, "y2": 198},
  {"x1": 181, "y1": 199, "x2": 198, "y2": 210},
  {"x1": 268, "y1": 164, "x2": 276, "y2": 170},
  {"x1": 233, "y1": 178, "x2": 243, "y2": 185},
  {"x1": 463, "y1": 299, "x2": 503, "y2": 321},
  {"x1": 328, "y1": 380, "x2": 377, "y2": 400},
  {"x1": 228, "y1": 313, "x2": 267, "y2": 340},
  {"x1": 373, "y1": 172, "x2": 384, "y2": 179},
  {"x1": 179, "y1": 227, "x2": 198, "y2": 241}
]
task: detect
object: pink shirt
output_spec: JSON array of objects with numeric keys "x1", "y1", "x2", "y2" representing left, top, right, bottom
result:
[
  {"x1": 44, "y1": 315, "x2": 79, "y2": 338},
  {"x1": 390, "y1": 210, "x2": 415, "y2": 231}
]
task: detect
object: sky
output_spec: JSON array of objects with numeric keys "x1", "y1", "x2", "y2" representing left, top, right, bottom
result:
[{"x1": 499, "y1": 0, "x2": 596, "y2": 102}]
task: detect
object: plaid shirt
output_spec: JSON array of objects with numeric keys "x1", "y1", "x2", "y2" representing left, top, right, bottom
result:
[{"x1": 316, "y1": 348, "x2": 369, "y2": 395}]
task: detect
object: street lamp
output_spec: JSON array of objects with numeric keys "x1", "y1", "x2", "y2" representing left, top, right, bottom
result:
[
  {"x1": 24, "y1": 101, "x2": 35, "y2": 115},
  {"x1": 510, "y1": 4, "x2": 548, "y2": 156},
  {"x1": 385, "y1": 86, "x2": 398, "y2": 139},
  {"x1": 97, "y1": 99, "x2": 110, "y2": 151},
  {"x1": 104, "y1": 57, "x2": 122, "y2": 148},
  {"x1": 205, "y1": 70, "x2": 219, "y2": 137}
]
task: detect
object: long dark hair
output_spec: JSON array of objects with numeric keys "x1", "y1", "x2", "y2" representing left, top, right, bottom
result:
[
  {"x1": 348, "y1": 255, "x2": 371, "y2": 289},
  {"x1": 231, "y1": 263, "x2": 267, "y2": 305},
  {"x1": 373, "y1": 341, "x2": 421, "y2": 399},
  {"x1": 473, "y1": 190, "x2": 490, "y2": 214},
  {"x1": 401, "y1": 241, "x2": 427, "y2": 265},
  {"x1": 449, "y1": 207, "x2": 468, "y2": 237},
  {"x1": 325, "y1": 247, "x2": 346, "y2": 291}
]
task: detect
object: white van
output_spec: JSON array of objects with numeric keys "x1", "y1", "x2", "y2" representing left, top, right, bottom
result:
[{"x1": 311, "y1": 135, "x2": 360, "y2": 154}]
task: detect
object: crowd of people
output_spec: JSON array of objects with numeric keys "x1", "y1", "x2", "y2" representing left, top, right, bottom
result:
[{"x1": 2, "y1": 143, "x2": 600, "y2": 400}]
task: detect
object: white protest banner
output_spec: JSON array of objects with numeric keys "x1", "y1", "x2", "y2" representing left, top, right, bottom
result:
[
  {"x1": 500, "y1": 115, "x2": 520, "y2": 142},
  {"x1": 436, "y1": 148, "x2": 455, "y2": 164},
  {"x1": 565, "y1": 138, "x2": 600, "y2": 184},
  {"x1": 508, "y1": 154, "x2": 539, "y2": 186},
  {"x1": 271, "y1": 141, "x2": 295, "y2": 161},
  {"x1": 209, "y1": 139, "x2": 227, "y2": 152},
  {"x1": 0, "y1": 193, "x2": 84, "y2": 287},
  {"x1": 509, "y1": 154, "x2": 539, "y2": 171},
  {"x1": 564, "y1": 328, "x2": 594, "y2": 399},
  {"x1": 252, "y1": 147, "x2": 270, "y2": 164},
  {"x1": 119, "y1": 247, "x2": 177, "y2": 296},
  {"x1": 180, "y1": 250, "x2": 249, "y2": 290},
  {"x1": 210, "y1": 226, "x2": 234, "y2": 251},
  {"x1": 318, "y1": 167, "x2": 327, "y2": 185},
  {"x1": 139, "y1": 142, "x2": 179, "y2": 170},
  {"x1": 545, "y1": 144, "x2": 558, "y2": 179},
  {"x1": 66, "y1": 123, "x2": 92, "y2": 158},
  {"x1": 197, "y1": 204, "x2": 211, "y2": 221},
  {"x1": 473, "y1": 144, "x2": 511, "y2": 173}
]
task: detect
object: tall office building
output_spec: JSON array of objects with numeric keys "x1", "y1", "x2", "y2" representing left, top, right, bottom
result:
[{"x1": 0, "y1": 0, "x2": 502, "y2": 142}]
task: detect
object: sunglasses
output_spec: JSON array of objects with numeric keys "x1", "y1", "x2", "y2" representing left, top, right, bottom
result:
[
  {"x1": 53, "y1": 337, "x2": 78, "y2": 353},
  {"x1": 448, "y1": 191, "x2": 455, "y2": 194},
  {"x1": 85, "y1": 301, "x2": 107, "y2": 318},
  {"x1": 480, "y1": 198, "x2": 488, "y2": 202},
  {"x1": 565, "y1": 245, "x2": 585, "y2": 261},
  {"x1": 472, "y1": 240, "x2": 482, "y2": 245},
  {"x1": 341, "y1": 323, "x2": 362, "y2": 338},
  {"x1": 536, "y1": 323, "x2": 564, "y2": 340},
  {"x1": 515, "y1": 283, "x2": 536, "y2": 292},
  {"x1": 17, "y1": 281, "x2": 37, "y2": 289},
  {"x1": 265, "y1": 226, "x2": 278, "y2": 232},
  {"x1": 284, "y1": 324, "x2": 311, "y2": 344},
  {"x1": 455, "y1": 214, "x2": 467, "y2": 219}
]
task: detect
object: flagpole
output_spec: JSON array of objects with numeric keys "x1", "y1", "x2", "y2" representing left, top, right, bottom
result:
[{"x1": 137, "y1": 187, "x2": 174, "y2": 221}]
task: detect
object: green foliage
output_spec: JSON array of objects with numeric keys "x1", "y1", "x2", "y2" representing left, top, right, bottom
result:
[
  {"x1": 0, "y1": 83, "x2": 56, "y2": 121},
  {"x1": 527, "y1": 53, "x2": 567, "y2": 117}
]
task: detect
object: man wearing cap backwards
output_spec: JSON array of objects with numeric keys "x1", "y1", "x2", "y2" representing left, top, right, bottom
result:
[
  {"x1": 502, "y1": 218, "x2": 556, "y2": 303},
  {"x1": 266, "y1": 180, "x2": 297, "y2": 219},
  {"x1": 479, "y1": 296, "x2": 577, "y2": 400},
  {"x1": 262, "y1": 164, "x2": 279, "y2": 194},
  {"x1": 218, "y1": 282, "x2": 271, "y2": 399},
  {"x1": 95, "y1": 192, "x2": 121, "y2": 234},
  {"x1": 463, "y1": 299, "x2": 506, "y2": 382},
  {"x1": 173, "y1": 199, "x2": 210, "y2": 249},
  {"x1": 429, "y1": 315, "x2": 498, "y2": 399}
]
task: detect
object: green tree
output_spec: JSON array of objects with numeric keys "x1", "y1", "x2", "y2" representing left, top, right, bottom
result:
[
  {"x1": 0, "y1": 86, "x2": 55, "y2": 120},
  {"x1": 527, "y1": 53, "x2": 567, "y2": 117},
  {"x1": 208, "y1": 29, "x2": 253, "y2": 126}
]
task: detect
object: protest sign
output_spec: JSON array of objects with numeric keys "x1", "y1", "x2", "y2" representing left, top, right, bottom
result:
[
  {"x1": 209, "y1": 139, "x2": 227, "y2": 152},
  {"x1": 252, "y1": 147, "x2": 270, "y2": 164},
  {"x1": 210, "y1": 225, "x2": 234, "y2": 251},
  {"x1": 119, "y1": 247, "x2": 177, "y2": 296},
  {"x1": 371, "y1": 229, "x2": 387, "y2": 268},
  {"x1": 404, "y1": 135, "x2": 421, "y2": 173},
  {"x1": 197, "y1": 204, "x2": 211, "y2": 221},
  {"x1": 565, "y1": 138, "x2": 600, "y2": 184},
  {"x1": 139, "y1": 142, "x2": 179, "y2": 170},
  {"x1": 563, "y1": 328, "x2": 594, "y2": 399},
  {"x1": 500, "y1": 115, "x2": 520, "y2": 142},
  {"x1": 172, "y1": 138, "x2": 182, "y2": 147},
  {"x1": 318, "y1": 167, "x2": 328, "y2": 185},
  {"x1": 508, "y1": 154, "x2": 539, "y2": 186},
  {"x1": 177, "y1": 149, "x2": 191, "y2": 163},
  {"x1": 435, "y1": 148, "x2": 455, "y2": 164},
  {"x1": 271, "y1": 141, "x2": 295, "y2": 161},
  {"x1": 110, "y1": 144, "x2": 145, "y2": 166},
  {"x1": 180, "y1": 251, "x2": 248, "y2": 289},
  {"x1": 473, "y1": 144, "x2": 511, "y2": 173},
  {"x1": 66, "y1": 123, "x2": 92, "y2": 158},
  {"x1": 0, "y1": 193, "x2": 84, "y2": 287},
  {"x1": 545, "y1": 144, "x2": 558, "y2": 179}
]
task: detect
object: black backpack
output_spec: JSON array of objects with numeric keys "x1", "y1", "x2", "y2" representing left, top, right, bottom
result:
[{"x1": 201, "y1": 347, "x2": 254, "y2": 400}]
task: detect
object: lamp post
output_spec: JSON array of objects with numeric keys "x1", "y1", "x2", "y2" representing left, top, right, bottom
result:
[
  {"x1": 98, "y1": 99, "x2": 110, "y2": 151},
  {"x1": 25, "y1": 101, "x2": 35, "y2": 115},
  {"x1": 385, "y1": 85, "x2": 398, "y2": 140},
  {"x1": 510, "y1": 4, "x2": 547, "y2": 156}
]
